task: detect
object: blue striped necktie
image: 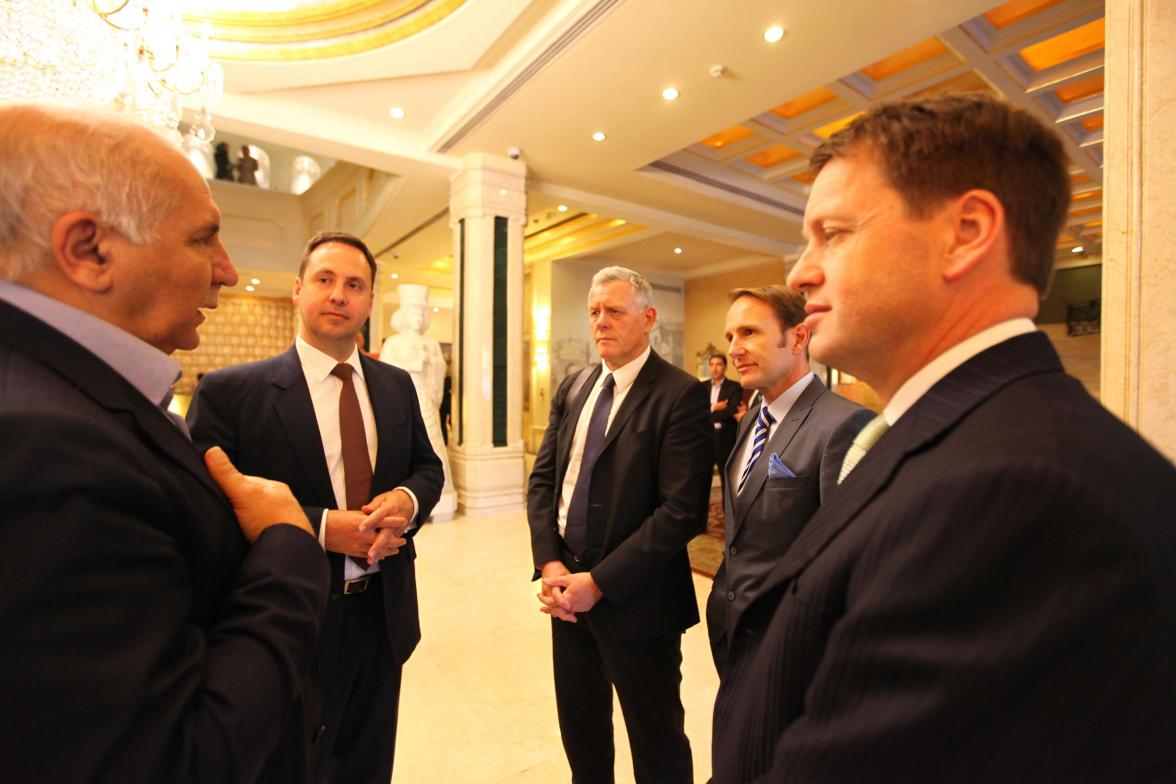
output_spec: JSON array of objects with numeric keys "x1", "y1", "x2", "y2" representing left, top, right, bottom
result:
[{"x1": 737, "y1": 404, "x2": 774, "y2": 495}]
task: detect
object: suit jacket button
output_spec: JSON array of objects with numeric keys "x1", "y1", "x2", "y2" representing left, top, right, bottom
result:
[
  {"x1": 729, "y1": 546, "x2": 738, "y2": 556},
  {"x1": 727, "y1": 591, "x2": 736, "y2": 601}
]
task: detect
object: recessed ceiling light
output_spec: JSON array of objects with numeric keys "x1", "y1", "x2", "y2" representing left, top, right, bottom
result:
[
  {"x1": 674, "y1": 247, "x2": 683, "y2": 255},
  {"x1": 499, "y1": 188, "x2": 508, "y2": 196},
  {"x1": 245, "y1": 285, "x2": 255, "y2": 292},
  {"x1": 662, "y1": 86, "x2": 679, "y2": 101},
  {"x1": 250, "y1": 277, "x2": 260, "y2": 285},
  {"x1": 763, "y1": 25, "x2": 785, "y2": 43},
  {"x1": 391, "y1": 272, "x2": 400, "y2": 280},
  {"x1": 389, "y1": 106, "x2": 405, "y2": 120},
  {"x1": 1072, "y1": 246, "x2": 1084, "y2": 254},
  {"x1": 557, "y1": 204, "x2": 568, "y2": 212},
  {"x1": 432, "y1": 306, "x2": 440, "y2": 313},
  {"x1": 592, "y1": 131, "x2": 606, "y2": 142}
]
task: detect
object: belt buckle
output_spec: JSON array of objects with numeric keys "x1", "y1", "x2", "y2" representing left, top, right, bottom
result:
[{"x1": 342, "y1": 575, "x2": 371, "y2": 595}]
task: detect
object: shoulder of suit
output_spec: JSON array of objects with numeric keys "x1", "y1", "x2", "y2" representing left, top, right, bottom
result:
[
  {"x1": 360, "y1": 353, "x2": 411, "y2": 383},
  {"x1": 199, "y1": 351, "x2": 288, "y2": 385}
]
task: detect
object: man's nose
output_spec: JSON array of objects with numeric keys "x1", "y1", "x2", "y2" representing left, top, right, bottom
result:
[
  {"x1": 786, "y1": 248, "x2": 818, "y2": 291},
  {"x1": 214, "y1": 246, "x2": 238, "y2": 288}
]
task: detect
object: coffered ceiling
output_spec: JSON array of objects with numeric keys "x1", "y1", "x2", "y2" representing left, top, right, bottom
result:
[{"x1": 203, "y1": 0, "x2": 1105, "y2": 296}]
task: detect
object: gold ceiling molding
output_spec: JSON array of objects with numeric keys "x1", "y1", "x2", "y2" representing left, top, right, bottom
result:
[{"x1": 184, "y1": 0, "x2": 468, "y2": 61}]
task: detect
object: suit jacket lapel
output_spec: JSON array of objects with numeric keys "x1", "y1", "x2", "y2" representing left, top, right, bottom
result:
[
  {"x1": 761, "y1": 333, "x2": 1064, "y2": 590},
  {"x1": 732, "y1": 379, "x2": 823, "y2": 530},
  {"x1": 598, "y1": 351, "x2": 661, "y2": 455},
  {"x1": 271, "y1": 346, "x2": 336, "y2": 506},
  {"x1": 556, "y1": 364, "x2": 602, "y2": 477},
  {"x1": 361, "y1": 353, "x2": 394, "y2": 486},
  {"x1": 0, "y1": 302, "x2": 225, "y2": 501}
]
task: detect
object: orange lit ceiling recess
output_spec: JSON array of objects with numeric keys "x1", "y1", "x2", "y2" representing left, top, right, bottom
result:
[
  {"x1": 985, "y1": 0, "x2": 1067, "y2": 30},
  {"x1": 861, "y1": 38, "x2": 946, "y2": 81},
  {"x1": 700, "y1": 125, "x2": 754, "y2": 149},
  {"x1": 771, "y1": 87, "x2": 837, "y2": 119},
  {"x1": 1020, "y1": 18, "x2": 1104, "y2": 71},
  {"x1": 745, "y1": 144, "x2": 802, "y2": 168}
]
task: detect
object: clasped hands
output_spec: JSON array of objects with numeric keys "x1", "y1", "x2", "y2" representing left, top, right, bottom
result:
[
  {"x1": 537, "y1": 561, "x2": 603, "y2": 623},
  {"x1": 325, "y1": 489, "x2": 413, "y2": 566}
]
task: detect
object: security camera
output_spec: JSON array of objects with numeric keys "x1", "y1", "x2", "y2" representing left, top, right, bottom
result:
[{"x1": 508, "y1": 147, "x2": 522, "y2": 160}]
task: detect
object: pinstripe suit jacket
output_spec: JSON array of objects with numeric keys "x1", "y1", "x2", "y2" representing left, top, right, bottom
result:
[{"x1": 711, "y1": 333, "x2": 1176, "y2": 783}]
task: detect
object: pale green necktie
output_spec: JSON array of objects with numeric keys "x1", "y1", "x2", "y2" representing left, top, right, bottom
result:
[{"x1": 837, "y1": 414, "x2": 889, "y2": 484}]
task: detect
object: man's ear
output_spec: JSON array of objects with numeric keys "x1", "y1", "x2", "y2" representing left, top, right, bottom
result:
[
  {"x1": 48, "y1": 212, "x2": 115, "y2": 293},
  {"x1": 790, "y1": 322, "x2": 811, "y2": 353},
  {"x1": 942, "y1": 189, "x2": 1004, "y2": 283},
  {"x1": 292, "y1": 275, "x2": 303, "y2": 303}
]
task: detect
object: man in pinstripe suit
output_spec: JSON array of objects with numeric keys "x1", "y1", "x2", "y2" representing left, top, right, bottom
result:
[{"x1": 712, "y1": 93, "x2": 1176, "y2": 782}]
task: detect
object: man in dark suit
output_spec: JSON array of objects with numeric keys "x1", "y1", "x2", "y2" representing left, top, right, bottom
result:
[
  {"x1": 0, "y1": 103, "x2": 329, "y2": 783},
  {"x1": 702, "y1": 353, "x2": 743, "y2": 497},
  {"x1": 706, "y1": 286, "x2": 869, "y2": 676},
  {"x1": 188, "y1": 232, "x2": 443, "y2": 784},
  {"x1": 528, "y1": 266, "x2": 712, "y2": 783},
  {"x1": 712, "y1": 93, "x2": 1176, "y2": 782}
]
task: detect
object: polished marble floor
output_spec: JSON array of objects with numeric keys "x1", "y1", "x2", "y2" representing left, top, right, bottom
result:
[{"x1": 396, "y1": 509, "x2": 720, "y2": 783}]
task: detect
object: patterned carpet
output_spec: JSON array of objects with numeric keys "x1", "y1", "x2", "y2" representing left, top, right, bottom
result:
[{"x1": 687, "y1": 485, "x2": 725, "y2": 579}]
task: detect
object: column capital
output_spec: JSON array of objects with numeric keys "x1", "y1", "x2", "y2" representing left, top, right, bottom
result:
[{"x1": 449, "y1": 153, "x2": 527, "y2": 223}]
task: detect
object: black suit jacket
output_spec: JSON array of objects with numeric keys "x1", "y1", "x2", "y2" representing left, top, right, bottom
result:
[
  {"x1": 712, "y1": 333, "x2": 1176, "y2": 783},
  {"x1": 707, "y1": 377, "x2": 870, "y2": 670},
  {"x1": 704, "y1": 377, "x2": 744, "y2": 459},
  {"x1": 187, "y1": 346, "x2": 443, "y2": 675},
  {"x1": 0, "y1": 301, "x2": 329, "y2": 784},
  {"x1": 527, "y1": 350, "x2": 713, "y2": 640}
]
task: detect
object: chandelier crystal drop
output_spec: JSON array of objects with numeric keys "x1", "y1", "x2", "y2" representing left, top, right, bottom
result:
[{"x1": 0, "y1": 0, "x2": 224, "y2": 146}]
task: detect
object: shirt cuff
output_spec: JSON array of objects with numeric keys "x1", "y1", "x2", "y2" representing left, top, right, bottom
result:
[
  {"x1": 396, "y1": 486, "x2": 421, "y2": 530},
  {"x1": 318, "y1": 508, "x2": 329, "y2": 551}
]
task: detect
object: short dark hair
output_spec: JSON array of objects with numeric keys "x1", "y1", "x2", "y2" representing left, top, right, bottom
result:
[
  {"x1": 708, "y1": 353, "x2": 728, "y2": 367},
  {"x1": 299, "y1": 231, "x2": 377, "y2": 285},
  {"x1": 810, "y1": 92, "x2": 1069, "y2": 296},
  {"x1": 729, "y1": 285, "x2": 807, "y2": 333}
]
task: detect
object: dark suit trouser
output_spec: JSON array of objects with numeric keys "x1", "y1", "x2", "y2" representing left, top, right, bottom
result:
[
  {"x1": 551, "y1": 615, "x2": 692, "y2": 784},
  {"x1": 315, "y1": 582, "x2": 402, "y2": 784}
]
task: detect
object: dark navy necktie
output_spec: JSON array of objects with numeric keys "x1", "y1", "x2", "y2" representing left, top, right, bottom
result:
[
  {"x1": 737, "y1": 404, "x2": 774, "y2": 495},
  {"x1": 564, "y1": 373, "x2": 615, "y2": 554}
]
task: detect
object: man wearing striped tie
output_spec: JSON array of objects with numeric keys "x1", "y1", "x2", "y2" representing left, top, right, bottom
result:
[
  {"x1": 705, "y1": 285, "x2": 870, "y2": 677},
  {"x1": 712, "y1": 93, "x2": 1176, "y2": 783}
]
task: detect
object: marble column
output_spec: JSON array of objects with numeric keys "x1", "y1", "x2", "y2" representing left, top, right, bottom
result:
[
  {"x1": 1102, "y1": 0, "x2": 1176, "y2": 462},
  {"x1": 447, "y1": 153, "x2": 527, "y2": 514}
]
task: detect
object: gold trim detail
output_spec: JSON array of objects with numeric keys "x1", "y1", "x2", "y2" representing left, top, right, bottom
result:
[{"x1": 183, "y1": 0, "x2": 468, "y2": 62}]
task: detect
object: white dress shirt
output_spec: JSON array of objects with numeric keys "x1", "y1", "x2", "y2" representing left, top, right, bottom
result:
[
  {"x1": 295, "y1": 336, "x2": 419, "y2": 579},
  {"x1": 729, "y1": 372, "x2": 815, "y2": 491},
  {"x1": 710, "y1": 379, "x2": 723, "y2": 429},
  {"x1": 557, "y1": 345, "x2": 652, "y2": 538},
  {"x1": 883, "y1": 318, "x2": 1036, "y2": 425}
]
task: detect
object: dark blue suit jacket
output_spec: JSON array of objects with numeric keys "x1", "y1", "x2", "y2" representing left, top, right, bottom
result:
[
  {"x1": 0, "y1": 300, "x2": 329, "y2": 783},
  {"x1": 712, "y1": 333, "x2": 1176, "y2": 782},
  {"x1": 188, "y1": 345, "x2": 443, "y2": 673}
]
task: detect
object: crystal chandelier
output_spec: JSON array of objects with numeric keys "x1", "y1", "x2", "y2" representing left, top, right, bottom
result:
[{"x1": 0, "y1": 0, "x2": 224, "y2": 145}]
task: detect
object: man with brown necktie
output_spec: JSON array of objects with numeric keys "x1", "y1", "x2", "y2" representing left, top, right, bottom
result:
[{"x1": 189, "y1": 231, "x2": 443, "y2": 784}]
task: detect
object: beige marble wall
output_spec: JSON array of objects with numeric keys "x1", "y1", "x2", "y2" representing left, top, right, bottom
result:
[
  {"x1": 682, "y1": 260, "x2": 789, "y2": 377},
  {"x1": 1103, "y1": 0, "x2": 1176, "y2": 462},
  {"x1": 174, "y1": 293, "x2": 296, "y2": 396}
]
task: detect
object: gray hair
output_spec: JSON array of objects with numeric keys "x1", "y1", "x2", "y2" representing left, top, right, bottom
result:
[
  {"x1": 0, "y1": 104, "x2": 182, "y2": 280},
  {"x1": 590, "y1": 265, "x2": 654, "y2": 309}
]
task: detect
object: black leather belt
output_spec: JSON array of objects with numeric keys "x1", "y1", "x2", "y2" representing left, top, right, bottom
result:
[{"x1": 342, "y1": 573, "x2": 378, "y2": 595}]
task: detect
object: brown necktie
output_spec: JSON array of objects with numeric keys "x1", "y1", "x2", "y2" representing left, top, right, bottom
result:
[{"x1": 331, "y1": 363, "x2": 373, "y2": 569}]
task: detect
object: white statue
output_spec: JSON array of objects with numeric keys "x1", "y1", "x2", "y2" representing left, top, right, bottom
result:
[{"x1": 379, "y1": 284, "x2": 456, "y2": 521}]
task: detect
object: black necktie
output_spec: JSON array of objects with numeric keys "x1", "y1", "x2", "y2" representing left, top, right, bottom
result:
[
  {"x1": 564, "y1": 373, "x2": 615, "y2": 554},
  {"x1": 331, "y1": 363, "x2": 372, "y2": 569}
]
